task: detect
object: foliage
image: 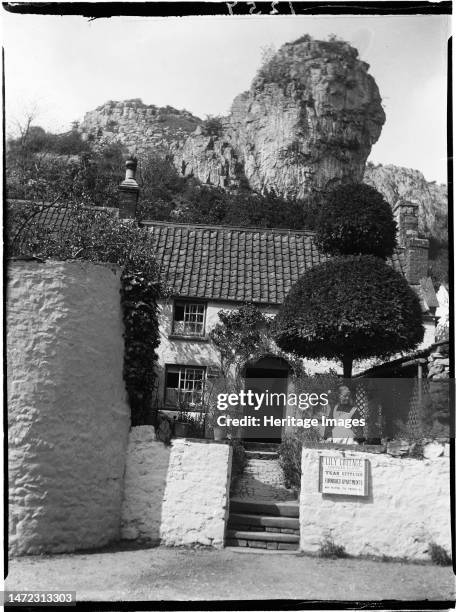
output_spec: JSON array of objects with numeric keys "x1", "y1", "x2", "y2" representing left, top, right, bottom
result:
[
  {"x1": 6, "y1": 135, "x2": 125, "y2": 208},
  {"x1": 315, "y1": 183, "x2": 397, "y2": 258},
  {"x1": 231, "y1": 440, "x2": 247, "y2": 478},
  {"x1": 210, "y1": 303, "x2": 272, "y2": 375},
  {"x1": 278, "y1": 372, "x2": 339, "y2": 489},
  {"x1": 7, "y1": 125, "x2": 90, "y2": 156},
  {"x1": 278, "y1": 433, "x2": 306, "y2": 489},
  {"x1": 121, "y1": 268, "x2": 163, "y2": 426},
  {"x1": 429, "y1": 542, "x2": 452, "y2": 566},
  {"x1": 202, "y1": 115, "x2": 224, "y2": 137},
  {"x1": 428, "y1": 237, "x2": 449, "y2": 285},
  {"x1": 273, "y1": 255, "x2": 424, "y2": 378},
  {"x1": 319, "y1": 536, "x2": 348, "y2": 559},
  {"x1": 6, "y1": 124, "x2": 320, "y2": 230},
  {"x1": 8, "y1": 202, "x2": 164, "y2": 427}
]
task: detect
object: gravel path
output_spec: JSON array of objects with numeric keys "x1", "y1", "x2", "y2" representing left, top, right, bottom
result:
[{"x1": 5, "y1": 546, "x2": 455, "y2": 602}]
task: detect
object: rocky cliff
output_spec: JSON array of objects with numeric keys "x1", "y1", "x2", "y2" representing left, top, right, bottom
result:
[
  {"x1": 79, "y1": 98, "x2": 201, "y2": 154},
  {"x1": 77, "y1": 36, "x2": 446, "y2": 240},
  {"x1": 79, "y1": 36, "x2": 385, "y2": 199},
  {"x1": 176, "y1": 36, "x2": 386, "y2": 198},
  {"x1": 363, "y1": 163, "x2": 448, "y2": 242}
]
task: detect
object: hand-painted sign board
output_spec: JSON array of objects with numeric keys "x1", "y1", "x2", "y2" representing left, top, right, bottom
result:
[{"x1": 318, "y1": 455, "x2": 369, "y2": 496}]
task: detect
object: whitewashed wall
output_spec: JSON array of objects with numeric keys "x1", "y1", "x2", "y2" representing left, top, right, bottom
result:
[
  {"x1": 121, "y1": 426, "x2": 171, "y2": 542},
  {"x1": 300, "y1": 447, "x2": 451, "y2": 560},
  {"x1": 121, "y1": 431, "x2": 232, "y2": 548},
  {"x1": 8, "y1": 260, "x2": 130, "y2": 556},
  {"x1": 160, "y1": 439, "x2": 232, "y2": 547}
]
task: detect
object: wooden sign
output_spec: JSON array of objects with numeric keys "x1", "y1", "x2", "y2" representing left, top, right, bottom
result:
[{"x1": 318, "y1": 455, "x2": 369, "y2": 497}]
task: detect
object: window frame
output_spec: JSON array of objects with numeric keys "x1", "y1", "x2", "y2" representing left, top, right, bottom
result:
[
  {"x1": 171, "y1": 299, "x2": 207, "y2": 338},
  {"x1": 164, "y1": 364, "x2": 207, "y2": 410}
]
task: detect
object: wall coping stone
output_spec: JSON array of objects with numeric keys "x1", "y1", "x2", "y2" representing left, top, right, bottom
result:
[{"x1": 172, "y1": 437, "x2": 231, "y2": 445}]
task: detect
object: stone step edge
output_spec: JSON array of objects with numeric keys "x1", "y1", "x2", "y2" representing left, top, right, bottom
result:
[
  {"x1": 230, "y1": 499, "x2": 299, "y2": 518},
  {"x1": 228, "y1": 512, "x2": 300, "y2": 529},
  {"x1": 225, "y1": 546, "x2": 300, "y2": 554},
  {"x1": 244, "y1": 451, "x2": 279, "y2": 460},
  {"x1": 226, "y1": 539, "x2": 299, "y2": 551},
  {"x1": 227, "y1": 530, "x2": 299, "y2": 543},
  {"x1": 242, "y1": 443, "x2": 280, "y2": 451}
]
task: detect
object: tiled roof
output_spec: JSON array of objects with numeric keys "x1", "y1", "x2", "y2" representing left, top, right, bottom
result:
[
  {"x1": 142, "y1": 221, "x2": 406, "y2": 305},
  {"x1": 8, "y1": 201, "x2": 408, "y2": 307}
]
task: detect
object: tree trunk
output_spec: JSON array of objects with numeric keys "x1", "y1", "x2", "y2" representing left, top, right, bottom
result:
[{"x1": 342, "y1": 355, "x2": 353, "y2": 379}]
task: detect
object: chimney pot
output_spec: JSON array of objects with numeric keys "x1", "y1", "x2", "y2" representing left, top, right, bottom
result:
[{"x1": 118, "y1": 156, "x2": 139, "y2": 219}]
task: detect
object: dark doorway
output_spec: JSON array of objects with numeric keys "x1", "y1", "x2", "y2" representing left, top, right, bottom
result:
[{"x1": 242, "y1": 356, "x2": 290, "y2": 442}]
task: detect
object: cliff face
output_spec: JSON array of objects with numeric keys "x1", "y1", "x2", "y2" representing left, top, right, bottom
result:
[
  {"x1": 174, "y1": 37, "x2": 385, "y2": 198},
  {"x1": 79, "y1": 99, "x2": 201, "y2": 154},
  {"x1": 77, "y1": 37, "x2": 446, "y2": 242},
  {"x1": 363, "y1": 163, "x2": 448, "y2": 242},
  {"x1": 79, "y1": 37, "x2": 385, "y2": 198}
]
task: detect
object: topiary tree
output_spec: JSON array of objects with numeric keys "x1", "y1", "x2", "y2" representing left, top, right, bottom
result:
[
  {"x1": 273, "y1": 255, "x2": 424, "y2": 378},
  {"x1": 315, "y1": 183, "x2": 397, "y2": 258}
]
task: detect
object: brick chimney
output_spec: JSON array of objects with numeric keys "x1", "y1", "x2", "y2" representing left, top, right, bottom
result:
[
  {"x1": 118, "y1": 156, "x2": 139, "y2": 219},
  {"x1": 393, "y1": 199, "x2": 429, "y2": 285}
]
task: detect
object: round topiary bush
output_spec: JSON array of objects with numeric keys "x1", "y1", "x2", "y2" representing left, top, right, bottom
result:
[
  {"x1": 273, "y1": 254, "x2": 424, "y2": 377},
  {"x1": 315, "y1": 183, "x2": 397, "y2": 258}
]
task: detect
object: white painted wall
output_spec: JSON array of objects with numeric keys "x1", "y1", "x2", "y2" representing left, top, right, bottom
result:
[
  {"x1": 300, "y1": 447, "x2": 451, "y2": 560},
  {"x1": 121, "y1": 426, "x2": 171, "y2": 542},
  {"x1": 160, "y1": 439, "x2": 232, "y2": 547},
  {"x1": 8, "y1": 260, "x2": 131, "y2": 556},
  {"x1": 121, "y1": 429, "x2": 232, "y2": 548}
]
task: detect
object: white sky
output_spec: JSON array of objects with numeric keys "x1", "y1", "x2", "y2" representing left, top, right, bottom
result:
[{"x1": 2, "y1": 11, "x2": 450, "y2": 183}]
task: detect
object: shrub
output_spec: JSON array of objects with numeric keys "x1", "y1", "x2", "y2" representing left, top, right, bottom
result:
[
  {"x1": 231, "y1": 440, "x2": 247, "y2": 478},
  {"x1": 273, "y1": 255, "x2": 424, "y2": 378},
  {"x1": 429, "y1": 542, "x2": 452, "y2": 566},
  {"x1": 315, "y1": 183, "x2": 397, "y2": 258},
  {"x1": 319, "y1": 535, "x2": 348, "y2": 559}
]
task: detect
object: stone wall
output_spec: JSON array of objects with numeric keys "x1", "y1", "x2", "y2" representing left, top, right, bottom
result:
[
  {"x1": 160, "y1": 439, "x2": 232, "y2": 547},
  {"x1": 300, "y1": 447, "x2": 451, "y2": 561},
  {"x1": 121, "y1": 426, "x2": 171, "y2": 543},
  {"x1": 121, "y1": 432, "x2": 232, "y2": 548},
  {"x1": 8, "y1": 260, "x2": 130, "y2": 556}
]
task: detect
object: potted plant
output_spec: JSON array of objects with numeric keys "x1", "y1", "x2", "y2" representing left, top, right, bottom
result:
[{"x1": 174, "y1": 405, "x2": 192, "y2": 438}]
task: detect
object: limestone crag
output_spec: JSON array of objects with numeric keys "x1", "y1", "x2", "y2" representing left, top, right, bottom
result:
[
  {"x1": 79, "y1": 36, "x2": 385, "y2": 198},
  {"x1": 79, "y1": 98, "x2": 201, "y2": 154},
  {"x1": 363, "y1": 163, "x2": 448, "y2": 242},
  {"x1": 175, "y1": 37, "x2": 386, "y2": 198}
]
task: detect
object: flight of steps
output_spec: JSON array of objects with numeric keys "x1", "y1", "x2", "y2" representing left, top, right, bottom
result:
[{"x1": 226, "y1": 442, "x2": 300, "y2": 550}]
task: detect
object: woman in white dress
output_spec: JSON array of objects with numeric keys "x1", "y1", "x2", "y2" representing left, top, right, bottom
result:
[{"x1": 326, "y1": 385, "x2": 363, "y2": 444}]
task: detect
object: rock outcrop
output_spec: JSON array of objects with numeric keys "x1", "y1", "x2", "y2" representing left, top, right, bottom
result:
[
  {"x1": 77, "y1": 36, "x2": 446, "y2": 241},
  {"x1": 79, "y1": 36, "x2": 385, "y2": 199},
  {"x1": 79, "y1": 98, "x2": 201, "y2": 154},
  {"x1": 363, "y1": 163, "x2": 448, "y2": 242},
  {"x1": 174, "y1": 36, "x2": 386, "y2": 198}
]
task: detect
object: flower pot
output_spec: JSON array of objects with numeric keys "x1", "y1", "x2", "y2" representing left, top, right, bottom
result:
[
  {"x1": 213, "y1": 425, "x2": 226, "y2": 441},
  {"x1": 174, "y1": 422, "x2": 191, "y2": 438}
]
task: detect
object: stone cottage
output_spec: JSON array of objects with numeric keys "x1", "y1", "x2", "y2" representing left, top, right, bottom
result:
[
  {"x1": 113, "y1": 162, "x2": 440, "y2": 425},
  {"x1": 9, "y1": 162, "x2": 439, "y2": 432}
]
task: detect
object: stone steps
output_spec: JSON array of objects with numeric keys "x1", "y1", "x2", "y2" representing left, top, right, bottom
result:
[
  {"x1": 227, "y1": 444, "x2": 300, "y2": 551},
  {"x1": 230, "y1": 499, "x2": 299, "y2": 517},
  {"x1": 243, "y1": 442, "x2": 280, "y2": 452},
  {"x1": 244, "y1": 450, "x2": 278, "y2": 460},
  {"x1": 228, "y1": 512, "x2": 299, "y2": 531},
  {"x1": 226, "y1": 530, "x2": 299, "y2": 550},
  {"x1": 227, "y1": 499, "x2": 300, "y2": 550}
]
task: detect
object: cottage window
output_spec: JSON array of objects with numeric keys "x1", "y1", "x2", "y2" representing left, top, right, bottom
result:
[
  {"x1": 173, "y1": 301, "x2": 206, "y2": 336},
  {"x1": 165, "y1": 365, "x2": 206, "y2": 408}
]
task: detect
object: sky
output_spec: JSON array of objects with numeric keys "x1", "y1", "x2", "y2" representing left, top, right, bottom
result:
[{"x1": 2, "y1": 11, "x2": 450, "y2": 183}]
